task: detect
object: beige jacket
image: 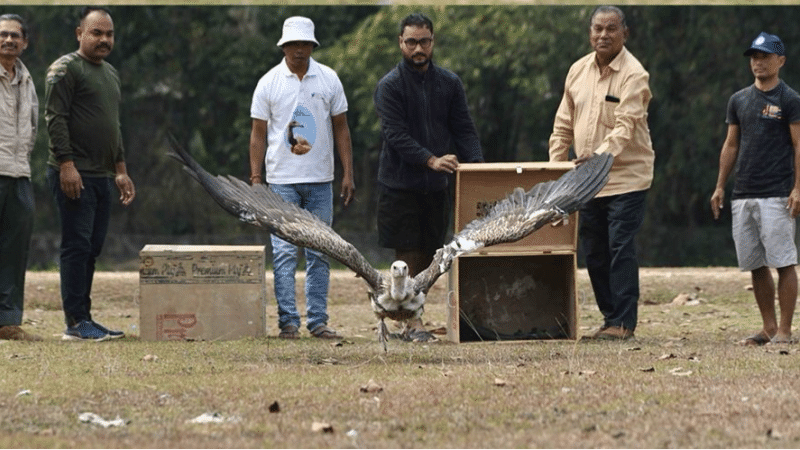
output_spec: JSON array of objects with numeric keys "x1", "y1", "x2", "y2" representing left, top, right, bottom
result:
[
  {"x1": 0, "y1": 58, "x2": 38, "y2": 178},
  {"x1": 549, "y1": 46, "x2": 654, "y2": 197}
]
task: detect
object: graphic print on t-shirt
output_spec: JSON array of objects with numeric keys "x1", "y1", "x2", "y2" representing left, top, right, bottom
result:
[
  {"x1": 761, "y1": 103, "x2": 784, "y2": 120},
  {"x1": 285, "y1": 105, "x2": 316, "y2": 155}
]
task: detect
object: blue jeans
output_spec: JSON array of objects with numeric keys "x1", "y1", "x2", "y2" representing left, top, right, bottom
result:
[
  {"x1": 47, "y1": 167, "x2": 112, "y2": 327},
  {"x1": 579, "y1": 190, "x2": 647, "y2": 332},
  {"x1": 0, "y1": 176, "x2": 34, "y2": 326},
  {"x1": 269, "y1": 183, "x2": 333, "y2": 331}
]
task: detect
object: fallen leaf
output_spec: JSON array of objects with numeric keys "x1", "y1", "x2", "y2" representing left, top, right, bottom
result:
[
  {"x1": 186, "y1": 412, "x2": 241, "y2": 424},
  {"x1": 670, "y1": 293, "x2": 692, "y2": 305},
  {"x1": 658, "y1": 353, "x2": 677, "y2": 360},
  {"x1": 312, "y1": 422, "x2": 334, "y2": 433},
  {"x1": 359, "y1": 379, "x2": 383, "y2": 393},
  {"x1": 79, "y1": 412, "x2": 127, "y2": 428},
  {"x1": 767, "y1": 428, "x2": 783, "y2": 440},
  {"x1": 669, "y1": 367, "x2": 692, "y2": 376},
  {"x1": 639, "y1": 367, "x2": 656, "y2": 372}
]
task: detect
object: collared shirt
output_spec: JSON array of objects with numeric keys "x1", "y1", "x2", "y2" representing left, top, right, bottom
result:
[
  {"x1": 0, "y1": 58, "x2": 38, "y2": 178},
  {"x1": 250, "y1": 57, "x2": 348, "y2": 185},
  {"x1": 549, "y1": 46, "x2": 654, "y2": 197}
]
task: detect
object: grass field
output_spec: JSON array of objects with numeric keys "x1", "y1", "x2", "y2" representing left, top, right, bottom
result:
[{"x1": 1, "y1": 267, "x2": 799, "y2": 448}]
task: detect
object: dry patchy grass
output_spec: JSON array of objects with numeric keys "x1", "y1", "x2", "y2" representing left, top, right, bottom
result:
[{"x1": 1, "y1": 268, "x2": 799, "y2": 448}]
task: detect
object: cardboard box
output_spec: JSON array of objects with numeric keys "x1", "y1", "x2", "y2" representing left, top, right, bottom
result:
[
  {"x1": 139, "y1": 245, "x2": 267, "y2": 341},
  {"x1": 454, "y1": 162, "x2": 577, "y2": 253},
  {"x1": 447, "y1": 253, "x2": 577, "y2": 342},
  {"x1": 446, "y1": 162, "x2": 579, "y2": 343}
]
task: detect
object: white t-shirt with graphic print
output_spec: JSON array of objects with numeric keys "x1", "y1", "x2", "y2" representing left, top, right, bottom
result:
[{"x1": 250, "y1": 57, "x2": 348, "y2": 184}]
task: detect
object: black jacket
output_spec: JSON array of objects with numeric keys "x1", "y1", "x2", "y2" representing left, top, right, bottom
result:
[{"x1": 374, "y1": 60, "x2": 483, "y2": 192}]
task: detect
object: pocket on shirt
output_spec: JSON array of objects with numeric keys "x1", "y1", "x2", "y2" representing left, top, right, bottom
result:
[{"x1": 600, "y1": 99, "x2": 618, "y2": 129}]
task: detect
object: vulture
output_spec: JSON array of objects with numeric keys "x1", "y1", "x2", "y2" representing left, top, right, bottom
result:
[
  {"x1": 287, "y1": 120, "x2": 311, "y2": 155},
  {"x1": 167, "y1": 135, "x2": 613, "y2": 351}
]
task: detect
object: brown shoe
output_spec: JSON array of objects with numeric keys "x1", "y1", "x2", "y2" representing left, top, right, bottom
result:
[
  {"x1": 581, "y1": 325, "x2": 634, "y2": 341},
  {"x1": 278, "y1": 324, "x2": 300, "y2": 339},
  {"x1": 0, "y1": 325, "x2": 43, "y2": 341},
  {"x1": 310, "y1": 325, "x2": 341, "y2": 339}
]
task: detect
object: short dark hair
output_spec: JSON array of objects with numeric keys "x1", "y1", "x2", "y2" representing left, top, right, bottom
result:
[
  {"x1": 399, "y1": 12, "x2": 433, "y2": 36},
  {"x1": 79, "y1": 6, "x2": 111, "y2": 24},
  {"x1": 0, "y1": 13, "x2": 27, "y2": 39},
  {"x1": 590, "y1": 5, "x2": 627, "y2": 30}
]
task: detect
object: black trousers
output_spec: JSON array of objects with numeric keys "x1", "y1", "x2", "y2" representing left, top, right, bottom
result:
[
  {"x1": 579, "y1": 190, "x2": 647, "y2": 332},
  {"x1": 0, "y1": 176, "x2": 34, "y2": 327},
  {"x1": 47, "y1": 167, "x2": 112, "y2": 327}
]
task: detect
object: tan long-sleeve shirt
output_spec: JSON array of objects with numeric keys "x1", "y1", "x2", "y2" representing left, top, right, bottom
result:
[
  {"x1": 0, "y1": 59, "x2": 37, "y2": 179},
  {"x1": 549, "y1": 46, "x2": 654, "y2": 197}
]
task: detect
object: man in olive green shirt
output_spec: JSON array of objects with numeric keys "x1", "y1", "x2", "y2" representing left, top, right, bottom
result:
[{"x1": 45, "y1": 6, "x2": 135, "y2": 341}]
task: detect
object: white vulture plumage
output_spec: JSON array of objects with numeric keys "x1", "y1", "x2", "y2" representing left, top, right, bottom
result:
[{"x1": 167, "y1": 135, "x2": 613, "y2": 351}]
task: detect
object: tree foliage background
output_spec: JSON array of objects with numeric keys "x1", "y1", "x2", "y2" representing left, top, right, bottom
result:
[{"x1": 11, "y1": 4, "x2": 800, "y2": 268}]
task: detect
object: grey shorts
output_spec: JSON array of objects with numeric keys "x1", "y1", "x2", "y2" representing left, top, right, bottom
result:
[{"x1": 731, "y1": 197, "x2": 798, "y2": 271}]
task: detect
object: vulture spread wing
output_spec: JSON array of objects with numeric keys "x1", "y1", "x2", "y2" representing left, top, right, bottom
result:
[
  {"x1": 166, "y1": 135, "x2": 384, "y2": 293},
  {"x1": 412, "y1": 153, "x2": 614, "y2": 295}
]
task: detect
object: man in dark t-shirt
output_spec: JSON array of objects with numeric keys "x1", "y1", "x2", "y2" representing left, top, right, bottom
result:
[
  {"x1": 44, "y1": 6, "x2": 135, "y2": 341},
  {"x1": 711, "y1": 31, "x2": 800, "y2": 346}
]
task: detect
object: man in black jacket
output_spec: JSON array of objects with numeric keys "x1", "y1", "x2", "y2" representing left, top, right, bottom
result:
[{"x1": 373, "y1": 12, "x2": 483, "y2": 338}]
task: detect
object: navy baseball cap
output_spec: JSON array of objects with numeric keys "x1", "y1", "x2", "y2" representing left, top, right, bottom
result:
[{"x1": 744, "y1": 31, "x2": 785, "y2": 56}]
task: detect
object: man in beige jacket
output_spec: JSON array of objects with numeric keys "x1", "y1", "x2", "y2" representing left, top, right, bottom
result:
[{"x1": 0, "y1": 13, "x2": 41, "y2": 341}]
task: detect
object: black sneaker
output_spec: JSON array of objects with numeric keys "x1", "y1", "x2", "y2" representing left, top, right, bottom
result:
[
  {"x1": 63, "y1": 320, "x2": 110, "y2": 342},
  {"x1": 92, "y1": 321, "x2": 125, "y2": 339}
]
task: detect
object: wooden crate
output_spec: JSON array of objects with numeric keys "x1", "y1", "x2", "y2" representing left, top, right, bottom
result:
[
  {"x1": 139, "y1": 245, "x2": 267, "y2": 341},
  {"x1": 454, "y1": 162, "x2": 576, "y2": 253},
  {"x1": 446, "y1": 162, "x2": 578, "y2": 343}
]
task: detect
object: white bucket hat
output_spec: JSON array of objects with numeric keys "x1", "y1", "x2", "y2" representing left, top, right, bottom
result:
[{"x1": 276, "y1": 16, "x2": 320, "y2": 47}]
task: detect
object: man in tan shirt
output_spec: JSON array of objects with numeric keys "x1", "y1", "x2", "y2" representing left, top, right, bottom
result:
[
  {"x1": 549, "y1": 5, "x2": 654, "y2": 340},
  {"x1": 0, "y1": 13, "x2": 41, "y2": 341}
]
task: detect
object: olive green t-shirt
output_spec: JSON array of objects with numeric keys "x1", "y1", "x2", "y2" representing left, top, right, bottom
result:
[{"x1": 45, "y1": 52, "x2": 124, "y2": 177}]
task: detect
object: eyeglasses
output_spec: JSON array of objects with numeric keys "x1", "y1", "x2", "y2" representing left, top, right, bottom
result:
[
  {"x1": 403, "y1": 37, "x2": 432, "y2": 49},
  {"x1": 0, "y1": 31, "x2": 22, "y2": 40}
]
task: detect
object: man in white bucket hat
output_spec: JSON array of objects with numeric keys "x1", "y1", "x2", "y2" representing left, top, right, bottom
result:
[{"x1": 249, "y1": 16, "x2": 355, "y2": 340}]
